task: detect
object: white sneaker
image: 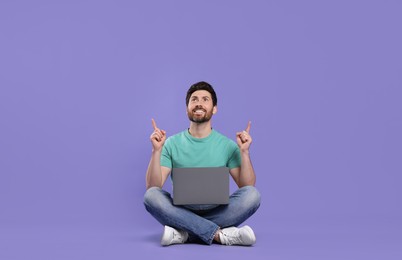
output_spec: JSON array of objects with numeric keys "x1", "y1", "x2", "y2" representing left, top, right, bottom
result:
[
  {"x1": 161, "y1": 225, "x2": 189, "y2": 246},
  {"x1": 219, "y1": 225, "x2": 256, "y2": 246}
]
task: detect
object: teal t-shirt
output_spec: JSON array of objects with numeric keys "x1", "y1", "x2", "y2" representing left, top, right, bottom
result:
[{"x1": 161, "y1": 129, "x2": 241, "y2": 169}]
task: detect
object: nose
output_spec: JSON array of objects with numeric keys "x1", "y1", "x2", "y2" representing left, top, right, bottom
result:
[{"x1": 194, "y1": 104, "x2": 206, "y2": 111}]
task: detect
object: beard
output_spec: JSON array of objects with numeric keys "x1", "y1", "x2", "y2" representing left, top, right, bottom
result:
[{"x1": 187, "y1": 106, "x2": 213, "y2": 123}]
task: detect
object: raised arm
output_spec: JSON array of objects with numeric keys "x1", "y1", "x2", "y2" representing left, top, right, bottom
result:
[
  {"x1": 230, "y1": 121, "x2": 256, "y2": 187},
  {"x1": 145, "y1": 119, "x2": 171, "y2": 190}
]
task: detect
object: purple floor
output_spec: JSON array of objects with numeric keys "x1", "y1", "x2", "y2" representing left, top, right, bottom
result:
[{"x1": 1, "y1": 216, "x2": 401, "y2": 260}]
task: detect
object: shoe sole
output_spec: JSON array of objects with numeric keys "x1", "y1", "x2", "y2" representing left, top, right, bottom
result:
[
  {"x1": 240, "y1": 225, "x2": 256, "y2": 245},
  {"x1": 161, "y1": 226, "x2": 172, "y2": 246}
]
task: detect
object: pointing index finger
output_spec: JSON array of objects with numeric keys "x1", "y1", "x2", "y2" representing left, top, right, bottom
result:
[
  {"x1": 151, "y1": 118, "x2": 158, "y2": 130},
  {"x1": 245, "y1": 121, "x2": 251, "y2": 133}
]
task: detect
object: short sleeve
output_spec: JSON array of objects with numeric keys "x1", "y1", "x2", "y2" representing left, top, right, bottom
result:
[
  {"x1": 227, "y1": 142, "x2": 241, "y2": 169},
  {"x1": 160, "y1": 138, "x2": 173, "y2": 168}
]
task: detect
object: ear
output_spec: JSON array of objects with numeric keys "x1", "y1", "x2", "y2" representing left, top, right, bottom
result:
[{"x1": 212, "y1": 106, "x2": 218, "y2": 114}]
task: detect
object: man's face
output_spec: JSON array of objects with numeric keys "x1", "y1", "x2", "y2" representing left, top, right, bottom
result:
[{"x1": 187, "y1": 90, "x2": 216, "y2": 123}]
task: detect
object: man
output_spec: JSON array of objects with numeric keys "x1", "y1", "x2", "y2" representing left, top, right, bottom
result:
[{"x1": 144, "y1": 81, "x2": 260, "y2": 246}]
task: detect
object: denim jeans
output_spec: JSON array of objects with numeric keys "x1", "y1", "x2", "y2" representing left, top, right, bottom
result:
[{"x1": 143, "y1": 186, "x2": 261, "y2": 245}]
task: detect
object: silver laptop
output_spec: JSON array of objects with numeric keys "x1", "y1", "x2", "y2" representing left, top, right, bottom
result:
[{"x1": 172, "y1": 167, "x2": 229, "y2": 205}]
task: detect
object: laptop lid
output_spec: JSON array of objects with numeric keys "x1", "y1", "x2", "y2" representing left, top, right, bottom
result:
[{"x1": 172, "y1": 167, "x2": 229, "y2": 205}]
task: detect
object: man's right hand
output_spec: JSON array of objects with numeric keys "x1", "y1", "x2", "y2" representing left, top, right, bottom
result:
[{"x1": 150, "y1": 118, "x2": 166, "y2": 151}]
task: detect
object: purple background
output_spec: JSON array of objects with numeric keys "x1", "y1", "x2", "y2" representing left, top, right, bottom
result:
[{"x1": 1, "y1": 1, "x2": 401, "y2": 259}]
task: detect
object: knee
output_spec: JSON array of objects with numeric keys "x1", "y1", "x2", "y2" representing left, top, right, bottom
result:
[
  {"x1": 241, "y1": 186, "x2": 261, "y2": 207},
  {"x1": 143, "y1": 186, "x2": 163, "y2": 208}
]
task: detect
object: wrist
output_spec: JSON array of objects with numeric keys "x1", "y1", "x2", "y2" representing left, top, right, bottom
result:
[
  {"x1": 152, "y1": 148, "x2": 163, "y2": 154},
  {"x1": 240, "y1": 149, "x2": 250, "y2": 155}
]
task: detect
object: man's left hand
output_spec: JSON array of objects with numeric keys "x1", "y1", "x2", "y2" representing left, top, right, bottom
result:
[{"x1": 236, "y1": 121, "x2": 252, "y2": 152}]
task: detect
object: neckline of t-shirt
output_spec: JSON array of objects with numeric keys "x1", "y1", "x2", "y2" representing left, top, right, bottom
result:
[{"x1": 185, "y1": 128, "x2": 215, "y2": 142}]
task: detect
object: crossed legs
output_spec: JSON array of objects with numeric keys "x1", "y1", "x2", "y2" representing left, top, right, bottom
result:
[{"x1": 143, "y1": 186, "x2": 261, "y2": 245}]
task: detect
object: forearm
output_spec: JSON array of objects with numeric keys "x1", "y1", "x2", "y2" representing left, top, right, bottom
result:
[
  {"x1": 239, "y1": 151, "x2": 256, "y2": 187},
  {"x1": 146, "y1": 149, "x2": 163, "y2": 189}
]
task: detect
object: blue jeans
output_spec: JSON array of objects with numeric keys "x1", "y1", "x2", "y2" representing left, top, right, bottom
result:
[{"x1": 143, "y1": 186, "x2": 261, "y2": 245}]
